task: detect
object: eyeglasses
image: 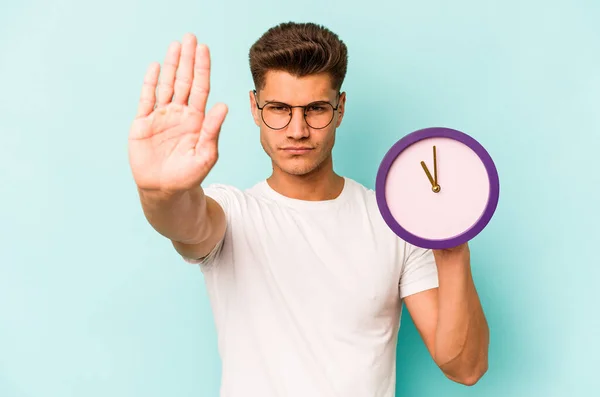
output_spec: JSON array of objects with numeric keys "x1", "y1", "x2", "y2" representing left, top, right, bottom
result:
[{"x1": 253, "y1": 90, "x2": 340, "y2": 130}]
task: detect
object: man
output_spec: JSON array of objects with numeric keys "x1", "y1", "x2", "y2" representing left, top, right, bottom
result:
[{"x1": 128, "y1": 22, "x2": 489, "y2": 397}]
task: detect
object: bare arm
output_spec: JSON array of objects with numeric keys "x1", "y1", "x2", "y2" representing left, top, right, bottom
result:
[
  {"x1": 404, "y1": 243, "x2": 489, "y2": 386},
  {"x1": 138, "y1": 186, "x2": 226, "y2": 260}
]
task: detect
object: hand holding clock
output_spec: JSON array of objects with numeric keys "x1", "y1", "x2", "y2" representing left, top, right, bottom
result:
[{"x1": 376, "y1": 127, "x2": 494, "y2": 386}]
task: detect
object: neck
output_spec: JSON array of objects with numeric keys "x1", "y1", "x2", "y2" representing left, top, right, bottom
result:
[{"x1": 267, "y1": 157, "x2": 345, "y2": 201}]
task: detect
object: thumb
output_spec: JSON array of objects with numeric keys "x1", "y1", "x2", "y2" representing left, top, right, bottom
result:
[{"x1": 196, "y1": 102, "x2": 228, "y2": 152}]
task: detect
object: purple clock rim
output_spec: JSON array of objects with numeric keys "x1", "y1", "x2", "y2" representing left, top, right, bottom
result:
[{"x1": 375, "y1": 127, "x2": 500, "y2": 250}]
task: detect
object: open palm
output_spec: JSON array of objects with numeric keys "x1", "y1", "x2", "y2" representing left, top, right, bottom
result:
[{"x1": 128, "y1": 33, "x2": 228, "y2": 194}]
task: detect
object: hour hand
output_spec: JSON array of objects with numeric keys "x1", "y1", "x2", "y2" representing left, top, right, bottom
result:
[
  {"x1": 421, "y1": 161, "x2": 436, "y2": 187},
  {"x1": 421, "y1": 161, "x2": 441, "y2": 193}
]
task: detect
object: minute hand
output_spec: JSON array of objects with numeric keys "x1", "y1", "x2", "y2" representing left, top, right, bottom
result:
[{"x1": 433, "y1": 145, "x2": 438, "y2": 186}]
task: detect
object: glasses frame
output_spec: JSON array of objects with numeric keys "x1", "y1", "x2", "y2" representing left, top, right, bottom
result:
[{"x1": 253, "y1": 90, "x2": 341, "y2": 130}]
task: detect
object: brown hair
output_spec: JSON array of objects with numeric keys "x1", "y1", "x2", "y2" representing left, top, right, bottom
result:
[{"x1": 249, "y1": 22, "x2": 348, "y2": 92}]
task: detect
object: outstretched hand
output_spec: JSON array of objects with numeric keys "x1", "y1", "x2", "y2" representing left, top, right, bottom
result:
[{"x1": 128, "y1": 33, "x2": 228, "y2": 195}]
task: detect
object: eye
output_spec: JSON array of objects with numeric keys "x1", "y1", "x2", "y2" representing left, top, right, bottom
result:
[
  {"x1": 306, "y1": 103, "x2": 329, "y2": 113},
  {"x1": 265, "y1": 103, "x2": 290, "y2": 113}
]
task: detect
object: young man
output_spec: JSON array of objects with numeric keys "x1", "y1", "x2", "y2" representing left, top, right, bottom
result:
[{"x1": 128, "y1": 22, "x2": 489, "y2": 397}]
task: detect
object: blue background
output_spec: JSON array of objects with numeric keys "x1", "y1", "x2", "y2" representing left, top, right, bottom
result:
[{"x1": 1, "y1": 0, "x2": 598, "y2": 396}]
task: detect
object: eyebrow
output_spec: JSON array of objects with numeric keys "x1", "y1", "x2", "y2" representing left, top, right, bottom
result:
[{"x1": 263, "y1": 98, "x2": 333, "y2": 104}]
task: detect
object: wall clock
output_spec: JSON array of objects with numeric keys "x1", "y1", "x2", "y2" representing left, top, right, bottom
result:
[{"x1": 375, "y1": 127, "x2": 500, "y2": 250}]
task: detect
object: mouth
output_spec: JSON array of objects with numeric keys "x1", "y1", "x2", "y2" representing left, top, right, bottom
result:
[{"x1": 280, "y1": 147, "x2": 314, "y2": 155}]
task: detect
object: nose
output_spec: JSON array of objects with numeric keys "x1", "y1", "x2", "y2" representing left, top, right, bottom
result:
[{"x1": 285, "y1": 107, "x2": 310, "y2": 139}]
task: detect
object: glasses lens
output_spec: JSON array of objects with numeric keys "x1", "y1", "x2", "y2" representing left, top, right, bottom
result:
[
  {"x1": 262, "y1": 103, "x2": 291, "y2": 129},
  {"x1": 305, "y1": 102, "x2": 334, "y2": 129}
]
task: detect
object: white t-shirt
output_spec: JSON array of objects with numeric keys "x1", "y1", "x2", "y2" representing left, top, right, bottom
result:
[{"x1": 184, "y1": 177, "x2": 439, "y2": 397}]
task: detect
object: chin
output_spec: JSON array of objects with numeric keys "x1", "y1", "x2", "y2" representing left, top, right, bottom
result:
[
  {"x1": 281, "y1": 163, "x2": 317, "y2": 176},
  {"x1": 277, "y1": 158, "x2": 320, "y2": 176}
]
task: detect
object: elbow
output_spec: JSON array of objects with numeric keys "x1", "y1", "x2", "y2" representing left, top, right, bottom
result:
[
  {"x1": 446, "y1": 360, "x2": 488, "y2": 386},
  {"x1": 455, "y1": 372, "x2": 484, "y2": 387},
  {"x1": 438, "y1": 352, "x2": 488, "y2": 387}
]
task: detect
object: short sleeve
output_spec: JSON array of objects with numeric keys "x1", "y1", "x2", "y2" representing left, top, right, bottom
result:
[
  {"x1": 181, "y1": 183, "x2": 235, "y2": 269},
  {"x1": 202, "y1": 183, "x2": 235, "y2": 215},
  {"x1": 182, "y1": 237, "x2": 224, "y2": 268},
  {"x1": 398, "y1": 243, "x2": 439, "y2": 299}
]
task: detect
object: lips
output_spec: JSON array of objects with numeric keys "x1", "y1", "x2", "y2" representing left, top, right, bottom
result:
[{"x1": 281, "y1": 147, "x2": 313, "y2": 155}]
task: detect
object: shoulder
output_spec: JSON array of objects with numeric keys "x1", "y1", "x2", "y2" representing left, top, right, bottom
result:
[
  {"x1": 202, "y1": 180, "x2": 272, "y2": 213},
  {"x1": 343, "y1": 177, "x2": 375, "y2": 195},
  {"x1": 202, "y1": 183, "x2": 244, "y2": 201},
  {"x1": 202, "y1": 183, "x2": 241, "y2": 211},
  {"x1": 341, "y1": 177, "x2": 380, "y2": 209}
]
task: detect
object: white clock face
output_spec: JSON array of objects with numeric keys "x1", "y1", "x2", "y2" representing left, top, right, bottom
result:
[{"x1": 384, "y1": 136, "x2": 491, "y2": 241}]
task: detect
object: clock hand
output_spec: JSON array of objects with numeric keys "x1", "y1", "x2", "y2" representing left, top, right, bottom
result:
[
  {"x1": 433, "y1": 145, "x2": 438, "y2": 187},
  {"x1": 421, "y1": 161, "x2": 436, "y2": 187},
  {"x1": 421, "y1": 160, "x2": 441, "y2": 193}
]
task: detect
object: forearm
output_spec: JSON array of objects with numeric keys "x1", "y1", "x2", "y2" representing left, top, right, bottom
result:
[
  {"x1": 433, "y1": 250, "x2": 489, "y2": 384},
  {"x1": 138, "y1": 186, "x2": 210, "y2": 245}
]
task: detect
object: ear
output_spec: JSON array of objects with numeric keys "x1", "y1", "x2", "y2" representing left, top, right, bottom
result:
[
  {"x1": 249, "y1": 90, "x2": 261, "y2": 127},
  {"x1": 335, "y1": 91, "x2": 346, "y2": 128}
]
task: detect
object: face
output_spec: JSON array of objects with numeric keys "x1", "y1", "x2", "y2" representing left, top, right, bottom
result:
[{"x1": 250, "y1": 71, "x2": 346, "y2": 177}]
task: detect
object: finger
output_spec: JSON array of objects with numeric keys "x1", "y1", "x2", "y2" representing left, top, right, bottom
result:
[
  {"x1": 136, "y1": 62, "x2": 160, "y2": 118},
  {"x1": 173, "y1": 33, "x2": 197, "y2": 105},
  {"x1": 189, "y1": 44, "x2": 210, "y2": 114},
  {"x1": 156, "y1": 41, "x2": 181, "y2": 106},
  {"x1": 196, "y1": 103, "x2": 228, "y2": 152}
]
